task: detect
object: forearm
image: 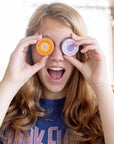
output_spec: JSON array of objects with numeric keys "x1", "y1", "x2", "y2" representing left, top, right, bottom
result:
[
  {"x1": 0, "y1": 81, "x2": 20, "y2": 127},
  {"x1": 92, "y1": 83, "x2": 114, "y2": 144}
]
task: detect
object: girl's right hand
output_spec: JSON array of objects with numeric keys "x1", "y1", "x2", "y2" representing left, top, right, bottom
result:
[{"x1": 2, "y1": 33, "x2": 47, "y2": 89}]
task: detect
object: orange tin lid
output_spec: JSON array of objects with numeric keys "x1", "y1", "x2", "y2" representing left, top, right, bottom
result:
[{"x1": 36, "y1": 38, "x2": 54, "y2": 56}]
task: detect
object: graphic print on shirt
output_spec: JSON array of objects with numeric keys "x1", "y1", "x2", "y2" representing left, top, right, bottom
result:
[
  {"x1": 1, "y1": 98, "x2": 76, "y2": 144},
  {"x1": 6, "y1": 126, "x2": 73, "y2": 144}
]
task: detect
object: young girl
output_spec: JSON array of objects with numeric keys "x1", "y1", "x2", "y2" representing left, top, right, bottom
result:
[{"x1": 0, "y1": 2, "x2": 114, "y2": 144}]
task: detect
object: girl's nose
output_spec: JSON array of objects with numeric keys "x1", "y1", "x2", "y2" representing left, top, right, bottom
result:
[{"x1": 49, "y1": 46, "x2": 64, "y2": 61}]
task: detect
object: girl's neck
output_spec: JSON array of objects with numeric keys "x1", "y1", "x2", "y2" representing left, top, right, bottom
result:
[{"x1": 41, "y1": 88, "x2": 66, "y2": 100}]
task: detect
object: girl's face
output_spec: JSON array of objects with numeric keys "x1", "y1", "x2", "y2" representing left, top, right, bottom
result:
[{"x1": 32, "y1": 17, "x2": 74, "y2": 99}]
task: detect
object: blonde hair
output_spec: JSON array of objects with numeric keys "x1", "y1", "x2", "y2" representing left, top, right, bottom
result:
[{"x1": 0, "y1": 3, "x2": 104, "y2": 143}]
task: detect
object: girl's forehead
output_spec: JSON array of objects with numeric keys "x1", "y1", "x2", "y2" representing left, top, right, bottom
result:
[
  {"x1": 40, "y1": 29, "x2": 72, "y2": 43},
  {"x1": 37, "y1": 17, "x2": 73, "y2": 41},
  {"x1": 41, "y1": 28, "x2": 72, "y2": 36},
  {"x1": 39, "y1": 25, "x2": 72, "y2": 37},
  {"x1": 39, "y1": 17, "x2": 71, "y2": 32}
]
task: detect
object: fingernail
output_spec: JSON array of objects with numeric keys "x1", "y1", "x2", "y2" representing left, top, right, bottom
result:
[
  {"x1": 33, "y1": 40, "x2": 37, "y2": 43},
  {"x1": 81, "y1": 49, "x2": 85, "y2": 53},
  {"x1": 35, "y1": 32, "x2": 38, "y2": 35},
  {"x1": 75, "y1": 35, "x2": 80, "y2": 40},
  {"x1": 72, "y1": 33, "x2": 80, "y2": 40},
  {"x1": 37, "y1": 34, "x2": 42, "y2": 37}
]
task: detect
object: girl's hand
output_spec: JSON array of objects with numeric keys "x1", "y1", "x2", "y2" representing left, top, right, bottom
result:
[
  {"x1": 2, "y1": 33, "x2": 47, "y2": 88},
  {"x1": 64, "y1": 33, "x2": 108, "y2": 87}
]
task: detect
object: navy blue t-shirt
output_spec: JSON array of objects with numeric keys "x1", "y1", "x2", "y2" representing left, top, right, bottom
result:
[{"x1": 0, "y1": 98, "x2": 76, "y2": 144}]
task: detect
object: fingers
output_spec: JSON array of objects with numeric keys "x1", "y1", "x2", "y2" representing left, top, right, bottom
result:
[
  {"x1": 71, "y1": 33, "x2": 105, "y2": 59},
  {"x1": 15, "y1": 33, "x2": 42, "y2": 53},
  {"x1": 20, "y1": 33, "x2": 42, "y2": 45},
  {"x1": 64, "y1": 33, "x2": 106, "y2": 72},
  {"x1": 71, "y1": 33, "x2": 98, "y2": 47},
  {"x1": 10, "y1": 33, "x2": 42, "y2": 62}
]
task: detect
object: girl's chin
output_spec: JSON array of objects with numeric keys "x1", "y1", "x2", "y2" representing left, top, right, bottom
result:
[
  {"x1": 47, "y1": 87, "x2": 65, "y2": 93},
  {"x1": 43, "y1": 86, "x2": 66, "y2": 97}
]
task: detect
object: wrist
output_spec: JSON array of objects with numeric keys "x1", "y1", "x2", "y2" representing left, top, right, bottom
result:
[
  {"x1": 90, "y1": 82, "x2": 113, "y2": 97},
  {"x1": 0, "y1": 80, "x2": 21, "y2": 97},
  {"x1": 89, "y1": 80, "x2": 110, "y2": 90}
]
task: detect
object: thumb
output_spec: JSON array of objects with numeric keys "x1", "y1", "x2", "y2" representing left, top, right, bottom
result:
[
  {"x1": 31, "y1": 56, "x2": 48, "y2": 75},
  {"x1": 64, "y1": 55, "x2": 83, "y2": 72}
]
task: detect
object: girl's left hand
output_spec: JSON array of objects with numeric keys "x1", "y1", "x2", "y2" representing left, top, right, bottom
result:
[{"x1": 64, "y1": 33, "x2": 108, "y2": 87}]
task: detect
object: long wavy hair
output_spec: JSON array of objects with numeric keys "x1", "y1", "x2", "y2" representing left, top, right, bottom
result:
[{"x1": 0, "y1": 3, "x2": 104, "y2": 144}]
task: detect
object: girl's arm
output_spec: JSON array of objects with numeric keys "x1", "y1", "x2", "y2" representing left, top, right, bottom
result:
[
  {"x1": 0, "y1": 33, "x2": 47, "y2": 127},
  {"x1": 92, "y1": 83, "x2": 114, "y2": 144},
  {"x1": 0, "y1": 81, "x2": 21, "y2": 127},
  {"x1": 64, "y1": 33, "x2": 114, "y2": 144}
]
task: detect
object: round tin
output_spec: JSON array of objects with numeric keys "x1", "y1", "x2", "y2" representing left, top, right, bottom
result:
[
  {"x1": 61, "y1": 38, "x2": 79, "y2": 56},
  {"x1": 36, "y1": 38, "x2": 54, "y2": 56}
]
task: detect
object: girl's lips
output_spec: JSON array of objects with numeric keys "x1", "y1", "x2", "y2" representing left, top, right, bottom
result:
[{"x1": 47, "y1": 67, "x2": 65, "y2": 81}]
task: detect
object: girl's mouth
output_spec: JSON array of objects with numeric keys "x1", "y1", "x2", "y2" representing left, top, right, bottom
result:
[{"x1": 47, "y1": 67, "x2": 65, "y2": 80}]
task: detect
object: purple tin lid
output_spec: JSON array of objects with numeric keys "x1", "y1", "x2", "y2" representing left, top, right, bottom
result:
[{"x1": 61, "y1": 38, "x2": 79, "y2": 56}]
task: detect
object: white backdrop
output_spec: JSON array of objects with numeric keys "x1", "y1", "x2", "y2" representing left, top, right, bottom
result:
[{"x1": 0, "y1": 0, "x2": 113, "y2": 84}]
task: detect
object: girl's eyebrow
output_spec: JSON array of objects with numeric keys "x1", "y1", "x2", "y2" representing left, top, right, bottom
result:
[
  {"x1": 42, "y1": 35, "x2": 50, "y2": 38},
  {"x1": 43, "y1": 34, "x2": 71, "y2": 41},
  {"x1": 42, "y1": 34, "x2": 52, "y2": 39}
]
